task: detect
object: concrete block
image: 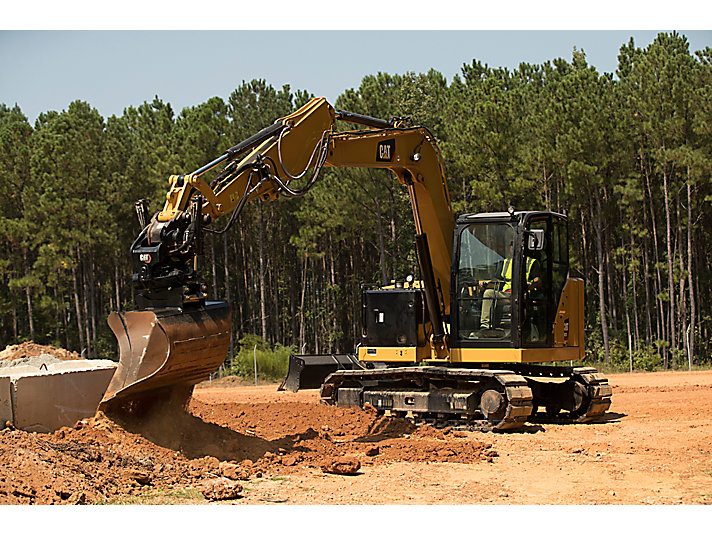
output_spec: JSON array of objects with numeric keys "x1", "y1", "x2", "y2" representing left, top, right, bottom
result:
[
  {"x1": 47, "y1": 359, "x2": 116, "y2": 372},
  {"x1": 0, "y1": 365, "x2": 42, "y2": 378},
  {"x1": 10, "y1": 362, "x2": 117, "y2": 433},
  {"x1": 0, "y1": 376, "x2": 11, "y2": 425}
]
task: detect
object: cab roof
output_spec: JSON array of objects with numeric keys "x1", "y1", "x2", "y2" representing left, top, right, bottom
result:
[{"x1": 456, "y1": 211, "x2": 567, "y2": 224}]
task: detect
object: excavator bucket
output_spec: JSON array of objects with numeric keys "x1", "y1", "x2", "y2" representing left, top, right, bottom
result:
[
  {"x1": 278, "y1": 353, "x2": 363, "y2": 392},
  {"x1": 100, "y1": 301, "x2": 231, "y2": 413}
]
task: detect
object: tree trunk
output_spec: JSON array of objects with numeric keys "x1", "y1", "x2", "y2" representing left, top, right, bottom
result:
[
  {"x1": 223, "y1": 232, "x2": 233, "y2": 367},
  {"x1": 54, "y1": 286, "x2": 61, "y2": 345},
  {"x1": 662, "y1": 163, "x2": 676, "y2": 364},
  {"x1": 23, "y1": 249, "x2": 35, "y2": 342},
  {"x1": 642, "y1": 237, "x2": 652, "y2": 344},
  {"x1": 62, "y1": 289, "x2": 70, "y2": 349},
  {"x1": 210, "y1": 234, "x2": 217, "y2": 301},
  {"x1": 298, "y1": 256, "x2": 307, "y2": 353},
  {"x1": 643, "y1": 154, "x2": 666, "y2": 365},
  {"x1": 620, "y1": 226, "x2": 633, "y2": 371},
  {"x1": 87, "y1": 248, "x2": 97, "y2": 358},
  {"x1": 329, "y1": 234, "x2": 338, "y2": 353},
  {"x1": 630, "y1": 227, "x2": 640, "y2": 351},
  {"x1": 312, "y1": 268, "x2": 319, "y2": 354},
  {"x1": 687, "y1": 175, "x2": 696, "y2": 366},
  {"x1": 273, "y1": 254, "x2": 280, "y2": 344},
  {"x1": 603, "y1": 211, "x2": 617, "y2": 333},
  {"x1": 676, "y1": 189, "x2": 687, "y2": 369},
  {"x1": 81, "y1": 258, "x2": 92, "y2": 359},
  {"x1": 258, "y1": 202, "x2": 268, "y2": 343},
  {"x1": 590, "y1": 190, "x2": 610, "y2": 365},
  {"x1": 373, "y1": 194, "x2": 388, "y2": 285},
  {"x1": 71, "y1": 262, "x2": 85, "y2": 355},
  {"x1": 235, "y1": 228, "x2": 246, "y2": 338},
  {"x1": 115, "y1": 261, "x2": 121, "y2": 312},
  {"x1": 12, "y1": 297, "x2": 18, "y2": 342}
]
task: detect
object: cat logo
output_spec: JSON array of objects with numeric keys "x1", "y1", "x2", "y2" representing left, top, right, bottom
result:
[
  {"x1": 139, "y1": 253, "x2": 152, "y2": 263},
  {"x1": 376, "y1": 139, "x2": 395, "y2": 162}
]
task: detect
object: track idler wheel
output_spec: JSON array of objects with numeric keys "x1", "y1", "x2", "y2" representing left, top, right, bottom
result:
[
  {"x1": 480, "y1": 389, "x2": 506, "y2": 421},
  {"x1": 526, "y1": 367, "x2": 612, "y2": 424}
]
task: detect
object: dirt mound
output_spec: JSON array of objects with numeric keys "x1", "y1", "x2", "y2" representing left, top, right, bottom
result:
[
  {"x1": 0, "y1": 342, "x2": 82, "y2": 362},
  {"x1": 0, "y1": 394, "x2": 494, "y2": 504}
]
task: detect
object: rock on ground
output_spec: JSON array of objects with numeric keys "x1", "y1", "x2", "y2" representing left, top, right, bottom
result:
[
  {"x1": 321, "y1": 456, "x2": 361, "y2": 475},
  {"x1": 201, "y1": 477, "x2": 243, "y2": 501}
]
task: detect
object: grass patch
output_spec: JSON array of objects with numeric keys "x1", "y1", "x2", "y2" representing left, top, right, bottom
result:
[
  {"x1": 219, "y1": 334, "x2": 295, "y2": 382},
  {"x1": 96, "y1": 487, "x2": 205, "y2": 505}
]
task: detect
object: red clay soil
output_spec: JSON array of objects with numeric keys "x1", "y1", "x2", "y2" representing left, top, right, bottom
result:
[
  {"x1": 0, "y1": 350, "x2": 493, "y2": 504},
  {"x1": 0, "y1": 398, "x2": 492, "y2": 504}
]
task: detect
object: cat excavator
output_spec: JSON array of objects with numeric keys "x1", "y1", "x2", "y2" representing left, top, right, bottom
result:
[{"x1": 99, "y1": 97, "x2": 611, "y2": 430}]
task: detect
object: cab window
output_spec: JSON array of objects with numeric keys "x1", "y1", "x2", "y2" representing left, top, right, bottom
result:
[{"x1": 456, "y1": 223, "x2": 514, "y2": 341}]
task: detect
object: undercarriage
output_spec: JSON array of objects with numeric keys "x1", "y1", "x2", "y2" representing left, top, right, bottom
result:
[{"x1": 318, "y1": 364, "x2": 612, "y2": 432}]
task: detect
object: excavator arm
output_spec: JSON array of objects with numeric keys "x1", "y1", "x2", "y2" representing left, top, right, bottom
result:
[{"x1": 100, "y1": 97, "x2": 454, "y2": 412}]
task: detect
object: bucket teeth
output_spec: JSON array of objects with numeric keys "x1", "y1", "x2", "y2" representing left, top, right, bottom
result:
[{"x1": 100, "y1": 301, "x2": 231, "y2": 413}]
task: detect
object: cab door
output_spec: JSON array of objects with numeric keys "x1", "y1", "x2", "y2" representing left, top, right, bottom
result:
[{"x1": 521, "y1": 214, "x2": 551, "y2": 346}]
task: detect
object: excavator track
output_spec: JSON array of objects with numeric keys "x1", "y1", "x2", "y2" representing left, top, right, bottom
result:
[
  {"x1": 568, "y1": 367, "x2": 613, "y2": 423},
  {"x1": 319, "y1": 366, "x2": 533, "y2": 431},
  {"x1": 521, "y1": 366, "x2": 613, "y2": 424}
]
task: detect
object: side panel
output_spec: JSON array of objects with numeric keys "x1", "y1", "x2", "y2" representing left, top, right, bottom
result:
[
  {"x1": 448, "y1": 346, "x2": 582, "y2": 363},
  {"x1": 357, "y1": 345, "x2": 581, "y2": 364},
  {"x1": 358, "y1": 346, "x2": 422, "y2": 362},
  {"x1": 553, "y1": 277, "x2": 585, "y2": 358},
  {"x1": 362, "y1": 289, "x2": 424, "y2": 347}
]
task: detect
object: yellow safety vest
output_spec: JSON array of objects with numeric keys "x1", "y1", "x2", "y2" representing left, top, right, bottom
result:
[{"x1": 501, "y1": 257, "x2": 535, "y2": 292}]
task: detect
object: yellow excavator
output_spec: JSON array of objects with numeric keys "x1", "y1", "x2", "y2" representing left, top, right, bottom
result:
[{"x1": 99, "y1": 97, "x2": 611, "y2": 430}]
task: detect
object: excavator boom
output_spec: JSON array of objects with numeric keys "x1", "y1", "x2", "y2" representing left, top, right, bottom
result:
[{"x1": 101, "y1": 98, "x2": 454, "y2": 411}]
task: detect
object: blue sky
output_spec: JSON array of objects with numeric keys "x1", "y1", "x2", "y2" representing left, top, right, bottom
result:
[{"x1": 1, "y1": 6, "x2": 710, "y2": 124}]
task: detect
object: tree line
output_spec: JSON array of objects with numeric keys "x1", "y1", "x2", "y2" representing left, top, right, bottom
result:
[{"x1": 1, "y1": 32, "x2": 710, "y2": 371}]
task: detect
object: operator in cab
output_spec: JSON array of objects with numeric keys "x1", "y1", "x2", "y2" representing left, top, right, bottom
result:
[{"x1": 479, "y1": 240, "x2": 542, "y2": 335}]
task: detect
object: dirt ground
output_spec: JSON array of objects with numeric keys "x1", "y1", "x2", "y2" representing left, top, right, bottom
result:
[
  {"x1": 1, "y1": 346, "x2": 711, "y2": 505},
  {"x1": 0, "y1": 341, "x2": 81, "y2": 362}
]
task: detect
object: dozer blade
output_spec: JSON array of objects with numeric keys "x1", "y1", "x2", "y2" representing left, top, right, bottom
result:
[
  {"x1": 100, "y1": 301, "x2": 231, "y2": 413},
  {"x1": 278, "y1": 353, "x2": 363, "y2": 392}
]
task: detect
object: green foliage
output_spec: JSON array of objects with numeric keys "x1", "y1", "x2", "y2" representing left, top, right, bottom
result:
[
  {"x1": 223, "y1": 334, "x2": 295, "y2": 382},
  {"x1": 632, "y1": 345, "x2": 664, "y2": 372}
]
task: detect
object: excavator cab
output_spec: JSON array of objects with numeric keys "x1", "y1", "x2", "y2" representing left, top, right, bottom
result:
[{"x1": 451, "y1": 211, "x2": 569, "y2": 349}]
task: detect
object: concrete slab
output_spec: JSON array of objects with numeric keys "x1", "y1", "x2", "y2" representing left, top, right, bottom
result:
[
  {"x1": 0, "y1": 365, "x2": 43, "y2": 377},
  {"x1": 48, "y1": 359, "x2": 116, "y2": 372},
  {"x1": 9, "y1": 361, "x2": 117, "y2": 433},
  {"x1": 0, "y1": 376, "x2": 11, "y2": 425}
]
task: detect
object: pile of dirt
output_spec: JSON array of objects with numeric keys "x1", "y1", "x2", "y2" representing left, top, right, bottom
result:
[
  {"x1": 0, "y1": 394, "x2": 496, "y2": 504},
  {"x1": 0, "y1": 342, "x2": 82, "y2": 362}
]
